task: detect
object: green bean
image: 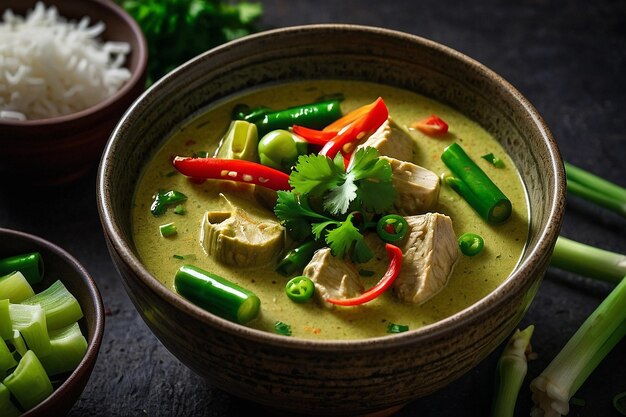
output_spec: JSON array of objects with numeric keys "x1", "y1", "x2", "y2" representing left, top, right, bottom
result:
[
  {"x1": 255, "y1": 98, "x2": 343, "y2": 137},
  {"x1": 174, "y1": 265, "x2": 260, "y2": 324},
  {"x1": 442, "y1": 143, "x2": 512, "y2": 224},
  {"x1": 276, "y1": 240, "x2": 320, "y2": 276},
  {"x1": 0, "y1": 252, "x2": 43, "y2": 284}
]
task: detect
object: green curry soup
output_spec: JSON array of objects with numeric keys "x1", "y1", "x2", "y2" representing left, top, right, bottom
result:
[{"x1": 132, "y1": 80, "x2": 529, "y2": 340}]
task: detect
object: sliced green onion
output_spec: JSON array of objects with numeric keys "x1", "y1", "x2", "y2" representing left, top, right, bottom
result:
[
  {"x1": 173, "y1": 205, "x2": 186, "y2": 215},
  {"x1": 0, "y1": 337, "x2": 17, "y2": 376},
  {"x1": 285, "y1": 276, "x2": 315, "y2": 303},
  {"x1": 386, "y1": 323, "x2": 409, "y2": 333},
  {"x1": 0, "y1": 271, "x2": 35, "y2": 303},
  {"x1": 3, "y1": 350, "x2": 53, "y2": 411},
  {"x1": 10, "y1": 331, "x2": 27, "y2": 357},
  {"x1": 0, "y1": 252, "x2": 43, "y2": 285},
  {"x1": 490, "y1": 325, "x2": 534, "y2": 417},
  {"x1": 551, "y1": 237, "x2": 626, "y2": 284},
  {"x1": 0, "y1": 299, "x2": 13, "y2": 340},
  {"x1": 442, "y1": 143, "x2": 512, "y2": 224},
  {"x1": 481, "y1": 153, "x2": 505, "y2": 168},
  {"x1": 565, "y1": 162, "x2": 626, "y2": 218},
  {"x1": 38, "y1": 322, "x2": 87, "y2": 376},
  {"x1": 274, "y1": 321, "x2": 292, "y2": 336},
  {"x1": 613, "y1": 392, "x2": 626, "y2": 415},
  {"x1": 21, "y1": 280, "x2": 83, "y2": 331},
  {"x1": 0, "y1": 382, "x2": 21, "y2": 417},
  {"x1": 458, "y1": 233, "x2": 485, "y2": 256},
  {"x1": 9, "y1": 304, "x2": 50, "y2": 357},
  {"x1": 151, "y1": 190, "x2": 187, "y2": 216},
  {"x1": 159, "y1": 222, "x2": 178, "y2": 237},
  {"x1": 174, "y1": 265, "x2": 260, "y2": 324}
]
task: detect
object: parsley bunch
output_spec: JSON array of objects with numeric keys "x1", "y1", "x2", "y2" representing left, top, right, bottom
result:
[
  {"x1": 275, "y1": 148, "x2": 395, "y2": 263},
  {"x1": 117, "y1": 0, "x2": 263, "y2": 82}
]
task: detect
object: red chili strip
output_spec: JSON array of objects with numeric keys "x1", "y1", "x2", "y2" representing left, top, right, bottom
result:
[
  {"x1": 326, "y1": 243, "x2": 403, "y2": 306},
  {"x1": 411, "y1": 114, "x2": 448, "y2": 136},
  {"x1": 319, "y1": 97, "x2": 388, "y2": 160},
  {"x1": 172, "y1": 157, "x2": 292, "y2": 191},
  {"x1": 291, "y1": 125, "x2": 336, "y2": 145}
]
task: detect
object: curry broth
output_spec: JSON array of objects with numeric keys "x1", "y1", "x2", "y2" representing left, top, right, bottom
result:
[{"x1": 132, "y1": 80, "x2": 529, "y2": 340}]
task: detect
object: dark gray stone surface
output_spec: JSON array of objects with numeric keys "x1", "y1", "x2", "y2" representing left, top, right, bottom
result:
[{"x1": 1, "y1": 0, "x2": 624, "y2": 416}]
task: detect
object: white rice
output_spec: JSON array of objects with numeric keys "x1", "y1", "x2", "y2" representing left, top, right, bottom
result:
[{"x1": 0, "y1": 2, "x2": 132, "y2": 120}]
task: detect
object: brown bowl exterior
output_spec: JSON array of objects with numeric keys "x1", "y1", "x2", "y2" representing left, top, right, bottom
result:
[
  {"x1": 0, "y1": 0, "x2": 147, "y2": 184},
  {"x1": 98, "y1": 25, "x2": 565, "y2": 416},
  {"x1": 0, "y1": 228, "x2": 104, "y2": 416}
]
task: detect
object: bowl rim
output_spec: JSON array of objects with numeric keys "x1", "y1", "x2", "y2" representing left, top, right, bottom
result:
[
  {"x1": 0, "y1": 0, "x2": 148, "y2": 127},
  {"x1": 98, "y1": 23, "x2": 565, "y2": 351},
  {"x1": 0, "y1": 227, "x2": 105, "y2": 416}
]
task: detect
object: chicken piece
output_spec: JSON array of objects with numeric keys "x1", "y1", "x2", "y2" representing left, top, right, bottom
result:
[
  {"x1": 201, "y1": 194, "x2": 284, "y2": 267},
  {"x1": 393, "y1": 213, "x2": 459, "y2": 304},
  {"x1": 303, "y1": 248, "x2": 364, "y2": 307},
  {"x1": 381, "y1": 156, "x2": 440, "y2": 215},
  {"x1": 356, "y1": 117, "x2": 415, "y2": 161}
]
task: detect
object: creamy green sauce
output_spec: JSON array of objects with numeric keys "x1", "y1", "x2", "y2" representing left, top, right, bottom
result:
[{"x1": 132, "y1": 80, "x2": 529, "y2": 340}]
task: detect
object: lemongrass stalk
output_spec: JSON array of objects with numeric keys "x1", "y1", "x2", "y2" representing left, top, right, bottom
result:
[
  {"x1": 21, "y1": 280, "x2": 83, "y2": 331},
  {"x1": 490, "y1": 325, "x2": 534, "y2": 417},
  {"x1": 0, "y1": 382, "x2": 21, "y2": 417},
  {"x1": 8, "y1": 305, "x2": 50, "y2": 357},
  {"x1": 3, "y1": 350, "x2": 53, "y2": 411},
  {"x1": 565, "y1": 162, "x2": 626, "y2": 217},
  {"x1": 0, "y1": 300, "x2": 12, "y2": 340},
  {"x1": 550, "y1": 236, "x2": 626, "y2": 283},
  {"x1": 0, "y1": 337, "x2": 17, "y2": 377},
  {"x1": 39, "y1": 322, "x2": 87, "y2": 376},
  {"x1": 530, "y1": 274, "x2": 626, "y2": 417},
  {"x1": 0, "y1": 272, "x2": 35, "y2": 303}
]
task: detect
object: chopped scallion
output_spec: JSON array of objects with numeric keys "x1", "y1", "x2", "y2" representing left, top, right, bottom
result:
[
  {"x1": 0, "y1": 382, "x2": 21, "y2": 417},
  {"x1": 481, "y1": 153, "x2": 505, "y2": 168},
  {"x1": 0, "y1": 299, "x2": 12, "y2": 340},
  {"x1": 22, "y1": 280, "x2": 83, "y2": 331},
  {"x1": 274, "y1": 321, "x2": 292, "y2": 336},
  {"x1": 173, "y1": 204, "x2": 186, "y2": 215},
  {"x1": 39, "y1": 322, "x2": 88, "y2": 376},
  {"x1": 10, "y1": 331, "x2": 27, "y2": 357},
  {"x1": 9, "y1": 304, "x2": 51, "y2": 357},
  {"x1": 159, "y1": 222, "x2": 177, "y2": 237},
  {"x1": 0, "y1": 271, "x2": 35, "y2": 302},
  {"x1": 0, "y1": 337, "x2": 17, "y2": 376},
  {"x1": 386, "y1": 323, "x2": 409, "y2": 333},
  {"x1": 3, "y1": 350, "x2": 53, "y2": 411}
]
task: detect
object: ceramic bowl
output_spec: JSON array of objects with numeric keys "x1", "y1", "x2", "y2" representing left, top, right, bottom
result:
[
  {"x1": 98, "y1": 25, "x2": 565, "y2": 416},
  {"x1": 0, "y1": 228, "x2": 104, "y2": 416},
  {"x1": 0, "y1": 0, "x2": 147, "y2": 184}
]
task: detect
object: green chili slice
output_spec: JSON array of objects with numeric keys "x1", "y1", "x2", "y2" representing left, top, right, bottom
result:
[
  {"x1": 442, "y1": 143, "x2": 512, "y2": 224},
  {"x1": 274, "y1": 321, "x2": 292, "y2": 336},
  {"x1": 376, "y1": 214, "x2": 409, "y2": 243},
  {"x1": 458, "y1": 232, "x2": 485, "y2": 256},
  {"x1": 285, "y1": 276, "x2": 315, "y2": 303},
  {"x1": 0, "y1": 252, "x2": 43, "y2": 284},
  {"x1": 276, "y1": 240, "x2": 320, "y2": 276},
  {"x1": 254, "y1": 98, "x2": 343, "y2": 137},
  {"x1": 482, "y1": 152, "x2": 505, "y2": 168},
  {"x1": 151, "y1": 190, "x2": 187, "y2": 216},
  {"x1": 174, "y1": 265, "x2": 260, "y2": 324}
]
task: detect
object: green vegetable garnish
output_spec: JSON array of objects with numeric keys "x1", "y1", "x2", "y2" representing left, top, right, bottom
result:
[
  {"x1": 276, "y1": 241, "x2": 320, "y2": 276},
  {"x1": 274, "y1": 321, "x2": 292, "y2": 336},
  {"x1": 0, "y1": 271, "x2": 35, "y2": 303},
  {"x1": 376, "y1": 214, "x2": 409, "y2": 243},
  {"x1": 481, "y1": 152, "x2": 505, "y2": 168},
  {"x1": 173, "y1": 205, "x2": 186, "y2": 215},
  {"x1": 21, "y1": 280, "x2": 83, "y2": 331},
  {"x1": 386, "y1": 323, "x2": 409, "y2": 333},
  {"x1": 458, "y1": 232, "x2": 485, "y2": 257},
  {"x1": 3, "y1": 350, "x2": 53, "y2": 411},
  {"x1": 284, "y1": 276, "x2": 315, "y2": 303},
  {"x1": 151, "y1": 190, "x2": 187, "y2": 216},
  {"x1": 159, "y1": 222, "x2": 178, "y2": 237},
  {"x1": 118, "y1": 0, "x2": 263, "y2": 82}
]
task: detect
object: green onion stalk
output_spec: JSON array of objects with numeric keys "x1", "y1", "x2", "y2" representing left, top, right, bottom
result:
[{"x1": 565, "y1": 162, "x2": 626, "y2": 218}]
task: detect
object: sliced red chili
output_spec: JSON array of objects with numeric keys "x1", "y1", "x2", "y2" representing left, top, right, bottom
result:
[
  {"x1": 291, "y1": 125, "x2": 336, "y2": 145},
  {"x1": 172, "y1": 157, "x2": 291, "y2": 191},
  {"x1": 411, "y1": 114, "x2": 449, "y2": 136},
  {"x1": 319, "y1": 97, "x2": 389, "y2": 160},
  {"x1": 326, "y1": 243, "x2": 403, "y2": 306}
]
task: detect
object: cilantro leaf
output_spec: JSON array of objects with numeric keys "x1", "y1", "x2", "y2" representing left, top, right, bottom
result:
[
  {"x1": 324, "y1": 175, "x2": 358, "y2": 214},
  {"x1": 357, "y1": 179, "x2": 396, "y2": 213},
  {"x1": 274, "y1": 191, "x2": 330, "y2": 238},
  {"x1": 325, "y1": 214, "x2": 373, "y2": 263},
  {"x1": 289, "y1": 154, "x2": 344, "y2": 196}
]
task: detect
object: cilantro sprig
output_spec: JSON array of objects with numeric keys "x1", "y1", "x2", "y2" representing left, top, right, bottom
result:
[{"x1": 274, "y1": 148, "x2": 395, "y2": 263}]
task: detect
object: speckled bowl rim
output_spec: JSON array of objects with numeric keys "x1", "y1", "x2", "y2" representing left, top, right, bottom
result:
[
  {"x1": 0, "y1": 228, "x2": 105, "y2": 416},
  {"x1": 98, "y1": 24, "x2": 564, "y2": 352},
  {"x1": 0, "y1": 0, "x2": 148, "y2": 128}
]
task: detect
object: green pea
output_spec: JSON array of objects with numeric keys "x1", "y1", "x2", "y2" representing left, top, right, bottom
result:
[{"x1": 258, "y1": 130, "x2": 308, "y2": 172}]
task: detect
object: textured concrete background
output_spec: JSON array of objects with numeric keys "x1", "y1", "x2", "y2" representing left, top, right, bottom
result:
[{"x1": 1, "y1": 0, "x2": 625, "y2": 416}]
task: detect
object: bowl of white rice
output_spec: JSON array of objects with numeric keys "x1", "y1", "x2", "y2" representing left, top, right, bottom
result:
[{"x1": 0, "y1": 0, "x2": 147, "y2": 184}]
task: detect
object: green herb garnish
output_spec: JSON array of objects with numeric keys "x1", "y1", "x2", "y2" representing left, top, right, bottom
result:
[
  {"x1": 386, "y1": 323, "x2": 409, "y2": 333},
  {"x1": 481, "y1": 152, "x2": 505, "y2": 168},
  {"x1": 274, "y1": 321, "x2": 292, "y2": 336}
]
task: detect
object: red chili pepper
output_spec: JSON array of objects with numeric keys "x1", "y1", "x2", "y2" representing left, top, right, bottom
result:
[
  {"x1": 326, "y1": 243, "x2": 403, "y2": 306},
  {"x1": 411, "y1": 114, "x2": 449, "y2": 136},
  {"x1": 172, "y1": 157, "x2": 291, "y2": 191},
  {"x1": 319, "y1": 97, "x2": 389, "y2": 160},
  {"x1": 291, "y1": 125, "x2": 336, "y2": 145}
]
